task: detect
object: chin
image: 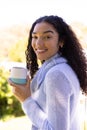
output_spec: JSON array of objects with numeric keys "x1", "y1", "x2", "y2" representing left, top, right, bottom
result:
[{"x1": 37, "y1": 55, "x2": 51, "y2": 61}]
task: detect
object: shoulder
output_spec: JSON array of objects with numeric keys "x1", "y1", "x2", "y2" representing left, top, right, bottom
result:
[
  {"x1": 45, "y1": 63, "x2": 70, "y2": 83},
  {"x1": 45, "y1": 61, "x2": 78, "y2": 80},
  {"x1": 44, "y1": 63, "x2": 72, "y2": 95},
  {"x1": 45, "y1": 62, "x2": 74, "y2": 79},
  {"x1": 44, "y1": 62, "x2": 80, "y2": 93}
]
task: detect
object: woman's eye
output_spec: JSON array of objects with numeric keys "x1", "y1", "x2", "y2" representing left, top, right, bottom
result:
[
  {"x1": 32, "y1": 36, "x2": 38, "y2": 39},
  {"x1": 43, "y1": 36, "x2": 51, "y2": 40}
]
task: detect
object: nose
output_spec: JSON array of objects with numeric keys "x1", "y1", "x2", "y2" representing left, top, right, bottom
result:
[{"x1": 36, "y1": 37, "x2": 43, "y2": 46}]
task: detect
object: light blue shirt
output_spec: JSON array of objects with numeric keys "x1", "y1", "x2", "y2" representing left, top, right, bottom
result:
[{"x1": 22, "y1": 54, "x2": 80, "y2": 130}]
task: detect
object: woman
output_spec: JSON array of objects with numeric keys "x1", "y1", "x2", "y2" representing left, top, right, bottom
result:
[{"x1": 8, "y1": 15, "x2": 87, "y2": 130}]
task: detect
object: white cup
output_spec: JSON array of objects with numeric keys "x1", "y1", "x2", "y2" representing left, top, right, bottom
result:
[{"x1": 10, "y1": 67, "x2": 27, "y2": 84}]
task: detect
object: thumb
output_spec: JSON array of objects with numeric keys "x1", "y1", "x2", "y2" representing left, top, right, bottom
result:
[{"x1": 26, "y1": 75, "x2": 31, "y2": 88}]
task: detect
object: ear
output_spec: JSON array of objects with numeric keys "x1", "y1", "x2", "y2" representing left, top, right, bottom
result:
[{"x1": 59, "y1": 41, "x2": 64, "y2": 48}]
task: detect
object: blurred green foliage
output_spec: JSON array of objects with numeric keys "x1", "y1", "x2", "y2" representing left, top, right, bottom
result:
[
  {"x1": 0, "y1": 37, "x2": 28, "y2": 121},
  {"x1": 0, "y1": 67, "x2": 24, "y2": 121},
  {"x1": 8, "y1": 38, "x2": 28, "y2": 62}
]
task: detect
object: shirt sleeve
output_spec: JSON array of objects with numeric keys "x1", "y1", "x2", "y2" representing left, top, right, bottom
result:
[
  {"x1": 44, "y1": 70, "x2": 72, "y2": 130},
  {"x1": 22, "y1": 96, "x2": 53, "y2": 130},
  {"x1": 22, "y1": 70, "x2": 72, "y2": 130}
]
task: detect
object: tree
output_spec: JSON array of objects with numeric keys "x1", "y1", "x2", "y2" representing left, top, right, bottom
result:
[
  {"x1": 0, "y1": 67, "x2": 24, "y2": 121},
  {"x1": 8, "y1": 38, "x2": 28, "y2": 62}
]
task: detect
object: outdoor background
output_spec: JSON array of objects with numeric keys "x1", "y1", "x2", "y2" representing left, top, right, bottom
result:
[{"x1": 0, "y1": 0, "x2": 87, "y2": 130}]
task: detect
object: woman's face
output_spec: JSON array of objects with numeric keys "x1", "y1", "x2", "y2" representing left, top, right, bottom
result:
[{"x1": 31, "y1": 22, "x2": 60, "y2": 61}]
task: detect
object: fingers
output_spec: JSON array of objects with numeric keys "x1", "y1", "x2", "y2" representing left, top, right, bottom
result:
[
  {"x1": 8, "y1": 77, "x2": 29, "y2": 87},
  {"x1": 26, "y1": 75, "x2": 30, "y2": 88},
  {"x1": 8, "y1": 79, "x2": 20, "y2": 95},
  {"x1": 12, "y1": 87, "x2": 16, "y2": 93},
  {"x1": 8, "y1": 78, "x2": 20, "y2": 87},
  {"x1": 8, "y1": 78, "x2": 14, "y2": 86},
  {"x1": 8, "y1": 77, "x2": 31, "y2": 102},
  {"x1": 11, "y1": 87, "x2": 24, "y2": 102}
]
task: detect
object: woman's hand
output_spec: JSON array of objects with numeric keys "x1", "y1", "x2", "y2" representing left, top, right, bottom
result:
[{"x1": 8, "y1": 75, "x2": 31, "y2": 102}]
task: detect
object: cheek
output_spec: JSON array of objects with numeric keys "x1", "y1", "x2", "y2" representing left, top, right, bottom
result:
[
  {"x1": 50, "y1": 43, "x2": 59, "y2": 53},
  {"x1": 49, "y1": 42, "x2": 58, "y2": 50}
]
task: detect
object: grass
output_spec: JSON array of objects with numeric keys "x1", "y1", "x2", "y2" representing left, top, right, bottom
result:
[{"x1": 0, "y1": 116, "x2": 32, "y2": 130}]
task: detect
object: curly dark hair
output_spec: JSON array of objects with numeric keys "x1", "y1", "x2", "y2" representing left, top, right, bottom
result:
[{"x1": 25, "y1": 15, "x2": 87, "y2": 95}]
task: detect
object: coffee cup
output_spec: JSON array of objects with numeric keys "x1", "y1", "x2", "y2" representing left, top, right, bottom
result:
[{"x1": 10, "y1": 67, "x2": 27, "y2": 84}]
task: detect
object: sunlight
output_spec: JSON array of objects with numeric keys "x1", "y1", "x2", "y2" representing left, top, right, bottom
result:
[
  {"x1": 0, "y1": 1, "x2": 87, "y2": 130},
  {"x1": 0, "y1": 0, "x2": 87, "y2": 28}
]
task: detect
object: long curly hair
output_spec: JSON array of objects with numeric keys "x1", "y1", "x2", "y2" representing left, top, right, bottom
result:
[{"x1": 25, "y1": 15, "x2": 87, "y2": 95}]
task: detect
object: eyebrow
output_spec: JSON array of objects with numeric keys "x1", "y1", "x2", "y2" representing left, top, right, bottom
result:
[{"x1": 32, "y1": 30, "x2": 54, "y2": 34}]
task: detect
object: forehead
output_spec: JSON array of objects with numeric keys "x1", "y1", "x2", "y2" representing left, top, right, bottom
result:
[{"x1": 33, "y1": 22, "x2": 57, "y2": 34}]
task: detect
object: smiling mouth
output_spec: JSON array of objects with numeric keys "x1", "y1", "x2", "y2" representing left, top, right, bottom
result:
[{"x1": 36, "y1": 49, "x2": 48, "y2": 53}]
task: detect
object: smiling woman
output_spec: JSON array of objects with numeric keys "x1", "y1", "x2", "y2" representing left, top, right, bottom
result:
[
  {"x1": 8, "y1": 15, "x2": 87, "y2": 130},
  {"x1": 31, "y1": 22, "x2": 60, "y2": 61}
]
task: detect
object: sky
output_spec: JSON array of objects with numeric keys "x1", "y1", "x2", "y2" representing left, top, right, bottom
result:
[{"x1": 0, "y1": 0, "x2": 87, "y2": 28}]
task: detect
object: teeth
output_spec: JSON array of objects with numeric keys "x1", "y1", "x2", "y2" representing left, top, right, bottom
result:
[{"x1": 37, "y1": 49, "x2": 47, "y2": 52}]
